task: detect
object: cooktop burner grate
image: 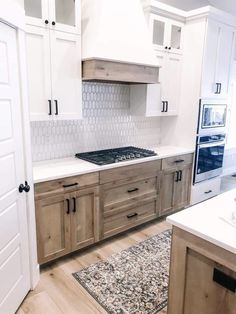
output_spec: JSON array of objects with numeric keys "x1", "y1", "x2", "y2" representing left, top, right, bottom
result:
[{"x1": 75, "y1": 146, "x2": 157, "y2": 166}]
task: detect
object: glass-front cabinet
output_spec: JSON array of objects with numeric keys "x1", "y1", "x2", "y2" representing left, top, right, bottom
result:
[
  {"x1": 150, "y1": 14, "x2": 183, "y2": 54},
  {"x1": 24, "y1": 0, "x2": 80, "y2": 34}
]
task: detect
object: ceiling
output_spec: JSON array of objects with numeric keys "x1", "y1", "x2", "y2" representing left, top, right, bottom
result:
[{"x1": 157, "y1": 0, "x2": 236, "y2": 15}]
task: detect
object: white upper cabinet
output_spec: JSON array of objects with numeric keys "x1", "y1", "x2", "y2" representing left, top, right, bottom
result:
[
  {"x1": 201, "y1": 19, "x2": 235, "y2": 99},
  {"x1": 24, "y1": 0, "x2": 80, "y2": 34},
  {"x1": 151, "y1": 14, "x2": 184, "y2": 54}
]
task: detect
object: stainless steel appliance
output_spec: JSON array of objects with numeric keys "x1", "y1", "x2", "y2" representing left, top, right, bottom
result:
[
  {"x1": 75, "y1": 146, "x2": 157, "y2": 165},
  {"x1": 197, "y1": 99, "x2": 227, "y2": 136},
  {"x1": 194, "y1": 133, "x2": 225, "y2": 184}
]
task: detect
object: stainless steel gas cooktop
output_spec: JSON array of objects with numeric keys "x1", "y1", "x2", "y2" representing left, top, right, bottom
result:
[{"x1": 75, "y1": 146, "x2": 157, "y2": 166}]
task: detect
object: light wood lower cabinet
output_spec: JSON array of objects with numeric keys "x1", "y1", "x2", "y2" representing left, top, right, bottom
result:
[
  {"x1": 35, "y1": 154, "x2": 193, "y2": 264},
  {"x1": 35, "y1": 186, "x2": 99, "y2": 264},
  {"x1": 160, "y1": 155, "x2": 193, "y2": 216},
  {"x1": 168, "y1": 227, "x2": 236, "y2": 314}
]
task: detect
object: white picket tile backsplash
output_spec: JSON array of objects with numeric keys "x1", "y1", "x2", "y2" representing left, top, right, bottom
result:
[{"x1": 31, "y1": 83, "x2": 161, "y2": 161}]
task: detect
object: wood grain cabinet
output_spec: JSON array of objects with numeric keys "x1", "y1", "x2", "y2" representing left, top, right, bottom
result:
[
  {"x1": 35, "y1": 173, "x2": 99, "y2": 264},
  {"x1": 160, "y1": 153, "x2": 193, "y2": 216},
  {"x1": 168, "y1": 227, "x2": 236, "y2": 314},
  {"x1": 100, "y1": 160, "x2": 162, "y2": 239}
]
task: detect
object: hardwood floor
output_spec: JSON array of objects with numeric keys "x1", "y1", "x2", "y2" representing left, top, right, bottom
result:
[{"x1": 18, "y1": 219, "x2": 170, "y2": 314}]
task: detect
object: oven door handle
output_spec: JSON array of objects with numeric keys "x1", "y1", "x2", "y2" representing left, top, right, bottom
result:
[{"x1": 198, "y1": 141, "x2": 225, "y2": 149}]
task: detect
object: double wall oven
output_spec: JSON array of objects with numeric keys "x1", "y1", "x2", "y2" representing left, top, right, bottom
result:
[{"x1": 193, "y1": 99, "x2": 227, "y2": 184}]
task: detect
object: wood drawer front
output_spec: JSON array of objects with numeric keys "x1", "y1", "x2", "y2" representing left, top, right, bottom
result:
[
  {"x1": 100, "y1": 160, "x2": 161, "y2": 184},
  {"x1": 162, "y1": 153, "x2": 193, "y2": 170},
  {"x1": 35, "y1": 172, "x2": 99, "y2": 199},
  {"x1": 104, "y1": 201, "x2": 157, "y2": 238},
  {"x1": 103, "y1": 177, "x2": 158, "y2": 211}
]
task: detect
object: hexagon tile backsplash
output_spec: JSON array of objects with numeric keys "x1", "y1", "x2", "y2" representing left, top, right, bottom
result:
[{"x1": 31, "y1": 83, "x2": 161, "y2": 161}]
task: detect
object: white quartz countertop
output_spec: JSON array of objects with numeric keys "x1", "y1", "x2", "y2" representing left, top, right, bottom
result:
[
  {"x1": 167, "y1": 189, "x2": 236, "y2": 254},
  {"x1": 33, "y1": 145, "x2": 194, "y2": 183}
]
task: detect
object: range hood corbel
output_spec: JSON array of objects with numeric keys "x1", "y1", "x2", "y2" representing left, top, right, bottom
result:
[{"x1": 81, "y1": 0, "x2": 160, "y2": 84}]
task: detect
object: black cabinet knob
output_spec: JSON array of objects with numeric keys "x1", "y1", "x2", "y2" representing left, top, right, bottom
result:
[
  {"x1": 52, "y1": 21, "x2": 56, "y2": 26},
  {"x1": 165, "y1": 46, "x2": 168, "y2": 49},
  {"x1": 19, "y1": 181, "x2": 30, "y2": 193},
  {"x1": 45, "y1": 20, "x2": 49, "y2": 24},
  {"x1": 168, "y1": 47, "x2": 171, "y2": 50}
]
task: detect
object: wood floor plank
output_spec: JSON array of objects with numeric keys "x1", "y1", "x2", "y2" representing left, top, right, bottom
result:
[{"x1": 18, "y1": 219, "x2": 170, "y2": 314}]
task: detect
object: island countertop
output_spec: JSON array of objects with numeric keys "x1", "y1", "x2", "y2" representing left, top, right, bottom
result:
[
  {"x1": 33, "y1": 145, "x2": 194, "y2": 183},
  {"x1": 167, "y1": 188, "x2": 236, "y2": 254}
]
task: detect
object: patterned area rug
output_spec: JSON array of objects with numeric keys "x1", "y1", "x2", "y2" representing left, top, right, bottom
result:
[{"x1": 73, "y1": 229, "x2": 171, "y2": 314}]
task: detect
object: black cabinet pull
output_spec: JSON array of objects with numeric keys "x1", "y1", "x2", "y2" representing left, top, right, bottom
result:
[
  {"x1": 52, "y1": 21, "x2": 56, "y2": 26},
  {"x1": 66, "y1": 199, "x2": 70, "y2": 214},
  {"x1": 45, "y1": 20, "x2": 49, "y2": 24},
  {"x1": 62, "y1": 182, "x2": 78, "y2": 188},
  {"x1": 165, "y1": 46, "x2": 168, "y2": 49},
  {"x1": 175, "y1": 171, "x2": 179, "y2": 182},
  {"x1": 215, "y1": 82, "x2": 222, "y2": 94},
  {"x1": 48, "y1": 100, "x2": 52, "y2": 115},
  {"x1": 178, "y1": 170, "x2": 182, "y2": 182},
  {"x1": 168, "y1": 47, "x2": 171, "y2": 50},
  {"x1": 55, "y1": 100, "x2": 58, "y2": 115},
  {"x1": 72, "y1": 197, "x2": 76, "y2": 213},
  {"x1": 204, "y1": 190, "x2": 212, "y2": 194},
  {"x1": 127, "y1": 188, "x2": 139, "y2": 193},
  {"x1": 127, "y1": 213, "x2": 138, "y2": 219},
  {"x1": 161, "y1": 101, "x2": 165, "y2": 112},
  {"x1": 174, "y1": 159, "x2": 184, "y2": 164},
  {"x1": 213, "y1": 268, "x2": 236, "y2": 293},
  {"x1": 165, "y1": 101, "x2": 168, "y2": 112}
]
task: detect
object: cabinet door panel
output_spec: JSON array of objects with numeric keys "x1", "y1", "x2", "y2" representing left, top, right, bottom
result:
[
  {"x1": 25, "y1": 0, "x2": 49, "y2": 28},
  {"x1": 160, "y1": 170, "x2": 176, "y2": 215},
  {"x1": 151, "y1": 14, "x2": 169, "y2": 51},
  {"x1": 201, "y1": 19, "x2": 219, "y2": 97},
  {"x1": 49, "y1": 0, "x2": 80, "y2": 34},
  {"x1": 25, "y1": 25, "x2": 52, "y2": 121},
  {"x1": 36, "y1": 194, "x2": 71, "y2": 264},
  {"x1": 173, "y1": 165, "x2": 192, "y2": 209},
  {"x1": 71, "y1": 189, "x2": 97, "y2": 251},
  {"x1": 50, "y1": 31, "x2": 82, "y2": 120},
  {"x1": 215, "y1": 25, "x2": 235, "y2": 98},
  {"x1": 164, "y1": 53, "x2": 182, "y2": 115}
]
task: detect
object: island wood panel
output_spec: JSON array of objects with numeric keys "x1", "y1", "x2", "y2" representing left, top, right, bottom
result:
[
  {"x1": 99, "y1": 159, "x2": 161, "y2": 184},
  {"x1": 34, "y1": 172, "x2": 99, "y2": 199},
  {"x1": 168, "y1": 227, "x2": 236, "y2": 314}
]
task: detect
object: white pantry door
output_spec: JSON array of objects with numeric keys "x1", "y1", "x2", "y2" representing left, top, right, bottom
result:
[{"x1": 0, "y1": 22, "x2": 30, "y2": 313}]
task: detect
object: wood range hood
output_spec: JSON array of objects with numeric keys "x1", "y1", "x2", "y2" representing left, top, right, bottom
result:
[{"x1": 81, "y1": 0, "x2": 160, "y2": 84}]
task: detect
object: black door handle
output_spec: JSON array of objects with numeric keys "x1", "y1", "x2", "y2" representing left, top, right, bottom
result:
[
  {"x1": 55, "y1": 100, "x2": 58, "y2": 115},
  {"x1": 19, "y1": 181, "x2": 30, "y2": 193},
  {"x1": 165, "y1": 101, "x2": 168, "y2": 112},
  {"x1": 45, "y1": 20, "x2": 49, "y2": 24},
  {"x1": 218, "y1": 83, "x2": 222, "y2": 94},
  {"x1": 178, "y1": 170, "x2": 182, "y2": 182},
  {"x1": 72, "y1": 197, "x2": 76, "y2": 213},
  {"x1": 48, "y1": 100, "x2": 52, "y2": 115},
  {"x1": 66, "y1": 199, "x2": 70, "y2": 214},
  {"x1": 174, "y1": 159, "x2": 185, "y2": 164},
  {"x1": 161, "y1": 101, "x2": 165, "y2": 112},
  {"x1": 175, "y1": 171, "x2": 179, "y2": 182},
  {"x1": 52, "y1": 21, "x2": 56, "y2": 26},
  {"x1": 204, "y1": 190, "x2": 212, "y2": 194},
  {"x1": 215, "y1": 83, "x2": 221, "y2": 94}
]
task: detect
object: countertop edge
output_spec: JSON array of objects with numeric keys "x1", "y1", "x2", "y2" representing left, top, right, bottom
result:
[{"x1": 33, "y1": 147, "x2": 195, "y2": 184}]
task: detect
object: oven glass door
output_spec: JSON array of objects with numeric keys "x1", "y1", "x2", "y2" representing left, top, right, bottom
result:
[
  {"x1": 196, "y1": 143, "x2": 225, "y2": 177},
  {"x1": 201, "y1": 105, "x2": 227, "y2": 129}
]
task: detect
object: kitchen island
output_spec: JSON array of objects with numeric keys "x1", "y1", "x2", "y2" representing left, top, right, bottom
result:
[{"x1": 167, "y1": 189, "x2": 236, "y2": 314}]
